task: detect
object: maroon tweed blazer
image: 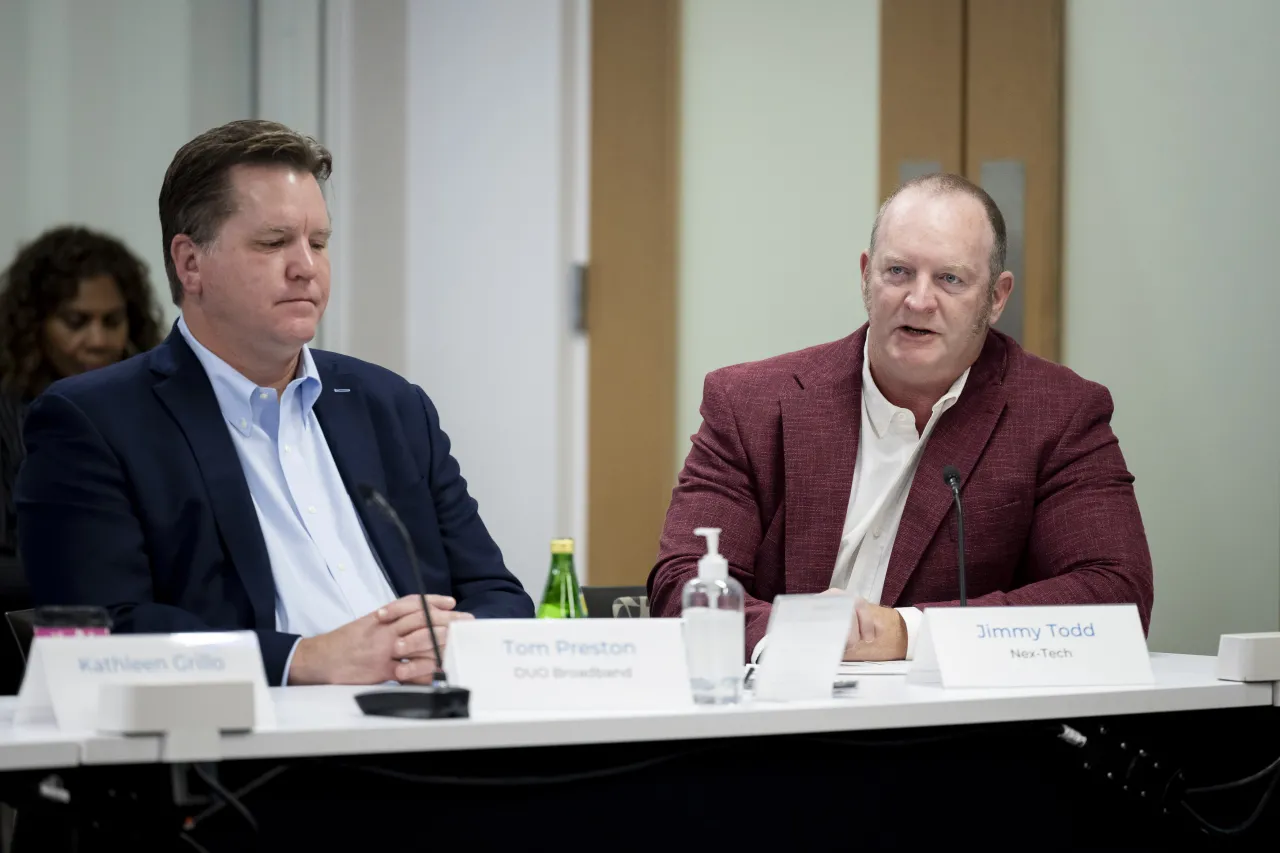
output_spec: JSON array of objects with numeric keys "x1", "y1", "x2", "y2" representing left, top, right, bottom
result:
[{"x1": 648, "y1": 325, "x2": 1154, "y2": 659}]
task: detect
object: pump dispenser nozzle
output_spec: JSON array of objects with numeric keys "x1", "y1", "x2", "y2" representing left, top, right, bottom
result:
[{"x1": 694, "y1": 527, "x2": 727, "y2": 580}]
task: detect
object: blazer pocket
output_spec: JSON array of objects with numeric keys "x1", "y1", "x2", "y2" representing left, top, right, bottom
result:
[{"x1": 948, "y1": 498, "x2": 1029, "y2": 542}]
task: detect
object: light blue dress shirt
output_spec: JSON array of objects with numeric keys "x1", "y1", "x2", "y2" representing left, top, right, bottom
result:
[{"x1": 178, "y1": 318, "x2": 398, "y2": 682}]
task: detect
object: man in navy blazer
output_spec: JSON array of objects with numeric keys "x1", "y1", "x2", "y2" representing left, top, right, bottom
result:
[{"x1": 16, "y1": 120, "x2": 533, "y2": 686}]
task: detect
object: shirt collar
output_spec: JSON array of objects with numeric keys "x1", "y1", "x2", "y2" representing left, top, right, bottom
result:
[
  {"x1": 177, "y1": 316, "x2": 323, "y2": 436},
  {"x1": 861, "y1": 339, "x2": 969, "y2": 439}
]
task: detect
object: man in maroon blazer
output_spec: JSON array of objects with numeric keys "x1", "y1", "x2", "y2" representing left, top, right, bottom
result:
[{"x1": 648, "y1": 173, "x2": 1154, "y2": 663}]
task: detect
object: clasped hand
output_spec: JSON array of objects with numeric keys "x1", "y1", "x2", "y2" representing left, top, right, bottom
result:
[
  {"x1": 819, "y1": 589, "x2": 908, "y2": 661},
  {"x1": 288, "y1": 594, "x2": 474, "y2": 685}
]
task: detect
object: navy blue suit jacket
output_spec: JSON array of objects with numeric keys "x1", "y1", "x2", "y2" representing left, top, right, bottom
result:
[{"x1": 15, "y1": 329, "x2": 533, "y2": 685}]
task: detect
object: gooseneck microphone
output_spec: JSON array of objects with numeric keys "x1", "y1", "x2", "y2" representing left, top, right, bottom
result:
[
  {"x1": 356, "y1": 484, "x2": 470, "y2": 719},
  {"x1": 941, "y1": 465, "x2": 968, "y2": 607}
]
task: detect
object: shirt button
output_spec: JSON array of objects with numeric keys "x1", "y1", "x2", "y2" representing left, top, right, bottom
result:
[
  {"x1": 259, "y1": 391, "x2": 268, "y2": 400},
  {"x1": 238, "y1": 418, "x2": 247, "y2": 429},
  {"x1": 284, "y1": 445, "x2": 291, "y2": 453},
  {"x1": 337, "y1": 563, "x2": 346, "y2": 572},
  {"x1": 307, "y1": 506, "x2": 317, "y2": 514},
  {"x1": 872, "y1": 527, "x2": 882, "y2": 539}
]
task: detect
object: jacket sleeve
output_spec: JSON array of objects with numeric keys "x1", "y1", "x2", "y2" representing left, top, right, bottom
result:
[
  {"x1": 915, "y1": 382, "x2": 1155, "y2": 633},
  {"x1": 15, "y1": 391, "x2": 301, "y2": 685},
  {"x1": 412, "y1": 387, "x2": 534, "y2": 618},
  {"x1": 648, "y1": 371, "x2": 775, "y2": 660}
]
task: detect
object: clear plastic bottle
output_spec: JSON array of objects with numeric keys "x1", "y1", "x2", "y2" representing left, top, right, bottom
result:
[{"x1": 681, "y1": 527, "x2": 745, "y2": 705}]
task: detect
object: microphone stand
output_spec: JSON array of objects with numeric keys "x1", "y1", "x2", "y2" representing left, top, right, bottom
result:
[
  {"x1": 356, "y1": 485, "x2": 470, "y2": 719},
  {"x1": 942, "y1": 465, "x2": 967, "y2": 606}
]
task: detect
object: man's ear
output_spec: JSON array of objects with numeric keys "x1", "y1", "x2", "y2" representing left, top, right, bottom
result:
[
  {"x1": 170, "y1": 234, "x2": 204, "y2": 300},
  {"x1": 986, "y1": 271, "x2": 1015, "y2": 326},
  {"x1": 859, "y1": 251, "x2": 872, "y2": 310}
]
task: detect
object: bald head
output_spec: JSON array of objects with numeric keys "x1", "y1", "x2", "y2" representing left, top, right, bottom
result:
[
  {"x1": 857, "y1": 173, "x2": 1016, "y2": 417},
  {"x1": 869, "y1": 173, "x2": 1007, "y2": 288}
]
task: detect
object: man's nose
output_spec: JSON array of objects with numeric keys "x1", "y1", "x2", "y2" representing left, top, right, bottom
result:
[
  {"x1": 903, "y1": 275, "x2": 937, "y2": 312},
  {"x1": 289, "y1": 243, "x2": 319, "y2": 280}
]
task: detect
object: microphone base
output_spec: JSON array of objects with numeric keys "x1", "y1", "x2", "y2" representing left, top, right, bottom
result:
[{"x1": 355, "y1": 686, "x2": 471, "y2": 720}]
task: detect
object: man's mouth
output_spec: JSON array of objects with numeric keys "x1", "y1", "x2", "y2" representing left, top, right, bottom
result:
[{"x1": 899, "y1": 325, "x2": 935, "y2": 337}]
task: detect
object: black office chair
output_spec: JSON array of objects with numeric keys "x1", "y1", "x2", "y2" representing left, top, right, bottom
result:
[
  {"x1": 5, "y1": 609, "x2": 33, "y2": 663},
  {"x1": 0, "y1": 610, "x2": 33, "y2": 696},
  {"x1": 582, "y1": 586, "x2": 648, "y2": 618}
]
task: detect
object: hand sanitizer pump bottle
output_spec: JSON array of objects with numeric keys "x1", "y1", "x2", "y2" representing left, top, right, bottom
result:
[{"x1": 681, "y1": 527, "x2": 745, "y2": 704}]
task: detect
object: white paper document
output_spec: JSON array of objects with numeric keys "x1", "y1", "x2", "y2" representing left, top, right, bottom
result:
[{"x1": 838, "y1": 660, "x2": 911, "y2": 676}]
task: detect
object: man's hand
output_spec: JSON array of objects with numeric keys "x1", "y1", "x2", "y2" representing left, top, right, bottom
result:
[
  {"x1": 820, "y1": 589, "x2": 908, "y2": 661},
  {"x1": 287, "y1": 594, "x2": 473, "y2": 685},
  {"x1": 376, "y1": 593, "x2": 475, "y2": 683}
]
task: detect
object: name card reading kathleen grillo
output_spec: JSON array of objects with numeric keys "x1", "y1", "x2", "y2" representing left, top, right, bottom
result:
[
  {"x1": 15, "y1": 631, "x2": 275, "y2": 731},
  {"x1": 907, "y1": 604, "x2": 1153, "y2": 688},
  {"x1": 444, "y1": 619, "x2": 693, "y2": 712}
]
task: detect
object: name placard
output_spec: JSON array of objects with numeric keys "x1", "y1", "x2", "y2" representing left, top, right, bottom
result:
[
  {"x1": 15, "y1": 631, "x2": 275, "y2": 731},
  {"x1": 907, "y1": 605, "x2": 1153, "y2": 688},
  {"x1": 444, "y1": 618, "x2": 693, "y2": 712},
  {"x1": 752, "y1": 594, "x2": 855, "y2": 702}
]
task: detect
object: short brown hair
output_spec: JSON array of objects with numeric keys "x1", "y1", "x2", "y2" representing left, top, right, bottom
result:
[
  {"x1": 158, "y1": 119, "x2": 333, "y2": 305},
  {"x1": 868, "y1": 173, "x2": 1007, "y2": 288}
]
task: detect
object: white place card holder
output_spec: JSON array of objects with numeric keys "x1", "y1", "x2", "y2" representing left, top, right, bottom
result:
[
  {"x1": 15, "y1": 631, "x2": 275, "y2": 745},
  {"x1": 445, "y1": 618, "x2": 693, "y2": 713},
  {"x1": 751, "y1": 593, "x2": 856, "y2": 702},
  {"x1": 907, "y1": 604, "x2": 1153, "y2": 688}
]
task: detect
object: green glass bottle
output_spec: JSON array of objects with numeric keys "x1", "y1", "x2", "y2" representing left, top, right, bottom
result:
[{"x1": 537, "y1": 538, "x2": 588, "y2": 618}]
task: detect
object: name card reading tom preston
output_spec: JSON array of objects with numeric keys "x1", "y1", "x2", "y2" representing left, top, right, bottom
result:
[
  {"x1": 445, "y1": 619, "x2": 693, "y2": 712},
  {"x1": 504, "y1": 639, "x2": 639, "y2": 681}
]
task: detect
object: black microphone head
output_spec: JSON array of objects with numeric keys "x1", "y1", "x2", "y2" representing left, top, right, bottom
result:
[
  {"x1": 941, "y1": 465, "x2": 961, "y2": 487},
  {"x1": 356, "y1": 483, "x2": 377, "y2": 502}
]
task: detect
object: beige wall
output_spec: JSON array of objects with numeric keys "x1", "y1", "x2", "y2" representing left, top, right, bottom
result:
[
  {"x1": 676, "y1": 0, "x2": 1280, "y2": 654},
  {"x1": 0, "y1": 0, "x2": 254, "y2": 325},
  {"x1": 1063, "y1": 0, "x2": 1280, "y2": 653},
  {"x1": 676, "y1": 0, "x2": 880, "y2": 468}
]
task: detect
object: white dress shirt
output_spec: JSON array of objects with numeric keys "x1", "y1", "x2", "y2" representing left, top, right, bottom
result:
[
  {"x1": 753, "y1": 341, "x2": 968, "y2": 663},
  {"x1": 178, "y1": 318, "x2": 398, "y2": 682},
  {"x1": 830, "y1": 342, "x2": 968, "y2": 659}
]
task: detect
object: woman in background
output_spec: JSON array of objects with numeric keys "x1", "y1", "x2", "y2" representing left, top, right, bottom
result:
[{"x1": 0, "y1": 225, "x2": 163, "y2": 690}]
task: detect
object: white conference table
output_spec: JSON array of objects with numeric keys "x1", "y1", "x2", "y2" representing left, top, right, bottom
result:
[
  {"x1": 0, "y1": 716, "x2": 80, "y2": 772},
  {"x1": 1, "y1": 653, "x2": 1273, "y2": 770}
]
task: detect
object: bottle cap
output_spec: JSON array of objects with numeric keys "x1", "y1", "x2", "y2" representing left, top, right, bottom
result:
[
  {"x1": 694, "y1": 527, "x2": 728, "y2": 580},
  {"x1": 550, "y1": 538, "x2": 575, "y2": 555}
]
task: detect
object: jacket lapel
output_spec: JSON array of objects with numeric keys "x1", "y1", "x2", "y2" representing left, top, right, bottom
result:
[
  {"x1": 310, "y1": 358, "x2": 413, "y2": 597},
  {"x1": 781, "y1": 331, "x2": 864, "y2": 593},
  {"x1": 150, "y1": 331, "x2": 276, "y2": 629},
  {"x1": 880, "y1": 333, "x2": 1009, "y2": 606}
]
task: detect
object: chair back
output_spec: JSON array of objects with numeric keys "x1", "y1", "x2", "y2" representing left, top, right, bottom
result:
[
  {"x1": 582, "y1": 586, "x2": 649, "y2": 618},
  {"x1": 5, "y1": 609, "x2": 34, "y2": 662}
]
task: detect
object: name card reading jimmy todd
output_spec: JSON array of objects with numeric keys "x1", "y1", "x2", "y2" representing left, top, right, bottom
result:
[
  {"x1": 974, "y1": 619, "x2": 1097, "y2": 659},
  {"x1": 909, "y1": 605, "x2": 1153, "y2": 688},
  {"x1": 445, "y1": 618, "x2": 693, "y2": 712}
]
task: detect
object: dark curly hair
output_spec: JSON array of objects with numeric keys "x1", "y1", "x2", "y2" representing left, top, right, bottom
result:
[{"x1": 0, "y1": 226, "x2": 164, "y2": 399}]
